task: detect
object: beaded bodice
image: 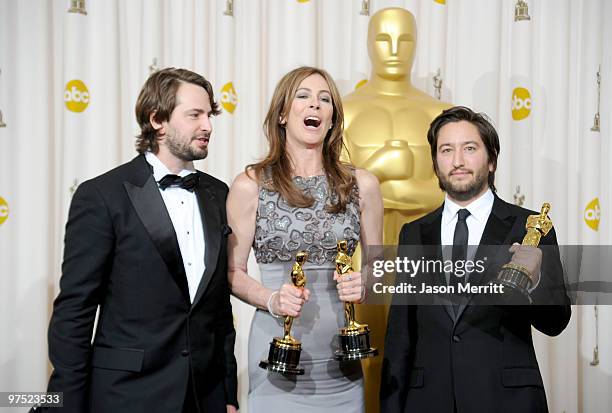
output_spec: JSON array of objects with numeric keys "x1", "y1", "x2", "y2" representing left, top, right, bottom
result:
[{"x1": 253, "y1": 175, "x2": 360, "y2": 266}]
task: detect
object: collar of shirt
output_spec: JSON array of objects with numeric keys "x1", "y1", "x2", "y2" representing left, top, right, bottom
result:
[
  {"x1": 145, "y1": 151, "x2": 196, "y2": 183},
  {"x1": 144, "y1": 152, "x2": 204, "y2": 303},
  {"x1": 440, "y1": 189, "x2": 494, "y2": 280},
  {"x1": 442, "y1": 188, "x2": 494, "y2": 228}
]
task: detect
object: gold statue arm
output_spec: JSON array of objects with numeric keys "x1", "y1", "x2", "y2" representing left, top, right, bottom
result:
[
  {"x1": 523, "y1": 203, "x2": 553, "y2": 246},
  {"x1": 360, "y1": 140, "x2": 413, "y2": 181}
]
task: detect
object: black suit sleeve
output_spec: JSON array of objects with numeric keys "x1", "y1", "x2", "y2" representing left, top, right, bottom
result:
[
  {"x1": 217, "y1": 185, "x2": 239, "y2": 409},
  {"x1": 380, "y1": 224, "x2": 413, "y2": 413},
  {"x1": 219, "y1": 291, "x2": 238, "y2": 408},
  {"x1": 529, "y1": 227, "x2": 571, "y2": 336},
  {"x1": 46, "y1": 182, "x2": 114, "y2": 412}
]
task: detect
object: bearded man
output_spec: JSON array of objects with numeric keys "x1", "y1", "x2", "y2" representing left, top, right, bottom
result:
[
  {"x1": 43, "y1": 68, "x2": 238, "y2": 413},
  {"x1": 381, "y1": 106, "x2": 570, "y2": 413}
]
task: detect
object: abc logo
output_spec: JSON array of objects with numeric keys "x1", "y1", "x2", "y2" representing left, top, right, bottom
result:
[
  {"x1": 584, "y1": 198, "x2": 600, "y2": 231},
  {"x1": 221, "y1": 82, "x2": 238, "y2": 114},
  {"x1": 354, "y1": 79, "x2": 368, "y2": 90},
  {"x1": 0, "y1": 196, "x2": 9, "y2": 226},
  {"x1": 511, "y1": 87, "x2": 531, "y2": 121},
  {"x1": 64, "y1": 79, "x2": 90, "y2": 113}
]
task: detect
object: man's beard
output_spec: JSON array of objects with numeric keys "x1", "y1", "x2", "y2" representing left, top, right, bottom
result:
[
  {"x1": 437, "y1": 166, "x2": 489, "y2": 202},
  {"x1": 165, "y1": 132, "x2": 208, "y2": 162}
]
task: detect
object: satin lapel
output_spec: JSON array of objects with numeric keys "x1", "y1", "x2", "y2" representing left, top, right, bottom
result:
[
  {"x1": 124, "y1": 175, "x2": 190, "y2": 303},
  {"x1": 456, "y1": 197, "x2": 515, "y2": 320},
  {"x1": 420, "y1": 215, "x2": 443, "y2": 283},
  {"x1": 192, "y1": 179, "x2": 222, "y2": 307},
  {"x1": 420, "y1": 213, "x2": 455, "y2": 322}
]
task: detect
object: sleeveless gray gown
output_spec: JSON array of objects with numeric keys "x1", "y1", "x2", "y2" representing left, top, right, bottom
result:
[{"x1": 248, "y1": 175, "x2": 364, "y2": 412}]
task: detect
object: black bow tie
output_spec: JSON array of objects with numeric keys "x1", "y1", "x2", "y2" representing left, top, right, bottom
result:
[{"x1": 158, "y1": 173, "x2": 199, "y2": 191}]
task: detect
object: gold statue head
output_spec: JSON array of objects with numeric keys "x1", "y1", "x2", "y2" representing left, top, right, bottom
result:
[
  {"x1": 337, "y1": 240, "x2": 348, "y2": 254},
  {"x1": 527, "y1": 203, "x2": 553, "y2": 235},
  {"x1": 296, "y1": 251, "x2": 309, "y2": 266},
  {"x1": 367, "y1": 8, "x2": 417, "y2": 80},
  {"x1": 335, "y1": 240, "x2": 353, "y2": 275},
  {"x1": 523, "y1": 203, "x2": 553, "y2": 245},
  {"x1": 291, "y1": 251, "x2": 309, "y2": 288}
]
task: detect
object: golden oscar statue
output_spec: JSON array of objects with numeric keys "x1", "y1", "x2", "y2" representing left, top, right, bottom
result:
[{"x1": 342, "y1": 7, "x2": 452, "y2": 412}]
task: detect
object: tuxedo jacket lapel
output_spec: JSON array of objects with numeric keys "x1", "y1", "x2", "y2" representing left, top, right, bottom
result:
[
  {"x1": 192, "y1": 176, "x2": 223, "y2": 307},
  {"x1": 456, "y1": 195, "x2": 516, "y2": 320},
  {"x1": 419, "y1": 209, "x2": 456, "y2": 322},
  {"x1": 420, "y1": 212, "x2": 444, "y2": 285},
  {"x1": 124, "y1": 155, "x2": 191, "y2": 303}
]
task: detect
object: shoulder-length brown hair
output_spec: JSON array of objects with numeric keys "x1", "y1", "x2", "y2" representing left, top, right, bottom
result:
[{"x1": 248, "y1": 66, "x2": 355, "y2": 213}]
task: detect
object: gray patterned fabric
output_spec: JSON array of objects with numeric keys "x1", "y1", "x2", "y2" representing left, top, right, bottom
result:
[
  {"x1": 248, "y1": 174, "x2": 365, "y2": 412},
  {"x1": 254, "y1": 175, "x2": 360, "y2": 265}
]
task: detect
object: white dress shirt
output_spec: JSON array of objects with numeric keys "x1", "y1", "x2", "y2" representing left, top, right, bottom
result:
[
  {"x1": 145, "y1": 152, "x2": 205, "y2": 303},
  {"x1": 441, "y1": 189, "x2": 495, "y2": 250},
  {"x1": 440, "y1": 189, "x2": 539, "y2": 289},
  {"x1": 441, "y1": 189, "x2": 494, "y2": 283}
]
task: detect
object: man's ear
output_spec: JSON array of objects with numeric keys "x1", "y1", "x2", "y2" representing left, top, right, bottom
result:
[{"x1": 150, "y1": 111, "x2": 165, "y2": 135}]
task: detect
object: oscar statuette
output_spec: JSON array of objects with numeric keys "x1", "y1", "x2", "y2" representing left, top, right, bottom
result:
[
  {"x1": 259, "y1": 251, "x2": 308, "y2": 375},
  {"x1": 334, "y1": 241, "x2": 378, "y2": 361},
  {"x1": 495, "y1": 203, "x2": 553, "y2": 304}
]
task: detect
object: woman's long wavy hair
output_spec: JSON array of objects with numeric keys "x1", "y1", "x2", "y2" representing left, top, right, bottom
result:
[{"x1": 248, "y1": 66, "x2": 355, "y2": 213}]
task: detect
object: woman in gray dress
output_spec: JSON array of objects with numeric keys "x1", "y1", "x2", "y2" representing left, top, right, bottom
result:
[{"x1": 226, "y1": 66, "x2": 383, "y2": 412}]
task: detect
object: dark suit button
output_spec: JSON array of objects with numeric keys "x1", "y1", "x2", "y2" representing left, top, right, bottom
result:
[
  {"x1": 181, "y1": 349, "x2": 189, "y2": 357},
  {"x1": 452, "y1": 335, "x2": 461, "y2": 343}
]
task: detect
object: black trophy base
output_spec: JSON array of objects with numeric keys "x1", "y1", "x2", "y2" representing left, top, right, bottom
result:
[
  {"x1": 494, "y1": 264, "x2": 533, "y2": 305},
  {"x1": 259, "y1": 337, "x2": 304, "y2": 375},
  {"x1": 334, "y1": 330, "x2": 378, "y2": 361}
]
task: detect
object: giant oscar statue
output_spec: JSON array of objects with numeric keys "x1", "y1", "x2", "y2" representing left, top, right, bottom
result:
[{"x1": 342, "y1": 8, "x2": 451, "y2": 412}]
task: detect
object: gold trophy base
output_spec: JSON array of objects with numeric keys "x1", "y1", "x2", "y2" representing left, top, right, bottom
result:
[
  {"x1": 259, "y1": 337, "x2": 305, "y2": 375},
  {"x1": 493, "y1": 262, "x2": 533, "y2": 305},
  {"x1": 334, "y1": 324, "x2": 378, "y2": 361}
]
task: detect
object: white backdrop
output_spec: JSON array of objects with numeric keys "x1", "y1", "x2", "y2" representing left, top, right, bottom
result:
[{"x1": 0, "y1": 0, "x2": 611, "y2": 412}]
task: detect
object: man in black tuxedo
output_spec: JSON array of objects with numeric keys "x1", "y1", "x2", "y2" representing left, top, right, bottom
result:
[
  {"x1": 43, "y1": 68, "x2": 238, "y2": 412},
  {"x1": 380, "y1": 106, "x2": 571, "y2": 413}
]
